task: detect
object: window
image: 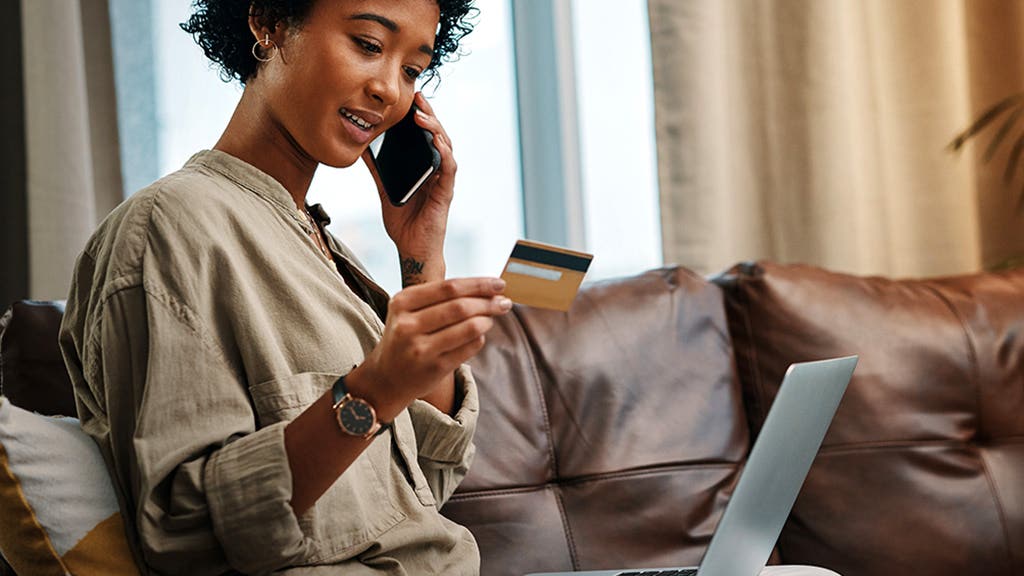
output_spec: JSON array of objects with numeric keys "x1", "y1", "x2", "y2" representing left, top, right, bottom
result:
[
  {"x1": 506, "y1": 0, "x2": 661, "y2": 281},
  {"x1": 572, "y1": 0, "x2": 662, "y2": 280}
]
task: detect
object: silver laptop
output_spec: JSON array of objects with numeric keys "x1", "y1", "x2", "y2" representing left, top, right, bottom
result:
[{"x1": 527, "y1": 355, "x2": 858, "y2": 576}]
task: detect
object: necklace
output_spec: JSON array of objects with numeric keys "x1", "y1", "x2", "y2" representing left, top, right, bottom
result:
[{"x1": 304, "y1": 208, "x2": 333, "y2": 262}]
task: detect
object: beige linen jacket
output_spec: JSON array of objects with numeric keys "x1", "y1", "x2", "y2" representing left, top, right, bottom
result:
[{"x1": 59, "y1": 150, "x2": 480, "y2": 575}]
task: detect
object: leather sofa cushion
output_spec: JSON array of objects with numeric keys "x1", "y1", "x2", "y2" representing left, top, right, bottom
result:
[
  {"x1": 447, "y1": 267, "x2": 749, "y2": 575},
  {"x1": 0, "y1": 301, "x2": 75, "y2": 417},
  {"x1": 716, "y1": 261, "x2": 1024, "y2": 576}
]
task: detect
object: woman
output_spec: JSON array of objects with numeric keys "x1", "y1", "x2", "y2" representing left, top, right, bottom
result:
[{"x1": 59, "y1": 0, "x2": 508, "y2": 574}]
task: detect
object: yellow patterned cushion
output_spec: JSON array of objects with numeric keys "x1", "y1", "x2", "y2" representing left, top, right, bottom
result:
[{"x1": 0, "y1": 397, "x2": 138, "y2": 575}]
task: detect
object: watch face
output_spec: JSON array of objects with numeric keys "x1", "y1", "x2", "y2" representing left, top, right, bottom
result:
[{"x1": 337, "y1": 398, "x2": 376, "y2": 436}]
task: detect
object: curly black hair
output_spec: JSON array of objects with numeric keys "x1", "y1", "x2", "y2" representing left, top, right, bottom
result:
[{"x1": 181, "y1": 0, "x2": 477, "y2": 84}]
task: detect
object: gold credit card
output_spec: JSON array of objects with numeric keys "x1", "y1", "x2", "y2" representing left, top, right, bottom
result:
[{"x1": 499, "y1": 239, "x2": 594, "y2": 311}]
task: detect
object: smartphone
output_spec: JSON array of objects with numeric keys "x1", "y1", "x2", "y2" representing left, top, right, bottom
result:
[{"x1": 366, "y1": 105, "x2": 441, "y2": 206}]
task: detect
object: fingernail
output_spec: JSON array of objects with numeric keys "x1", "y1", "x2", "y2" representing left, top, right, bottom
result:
[
  {"x1": 492, "y1": 278, "x2": 506, "y2": 291},
  {"x1": 497, "y1": 297, "x2": 513, "y2": 311}
]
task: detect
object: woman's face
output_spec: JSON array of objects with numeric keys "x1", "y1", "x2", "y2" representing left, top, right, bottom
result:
[{"x1": 254, "y1": 0, "x2": 440, "y2": 168}]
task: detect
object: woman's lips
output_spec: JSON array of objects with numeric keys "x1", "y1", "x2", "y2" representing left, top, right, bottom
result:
[
  {"x1": 341, "y1": 108, "x2": 375, "y2": 129},
  {"x1": 339, "y1": 109, "x2": 374, "y2": 145}
]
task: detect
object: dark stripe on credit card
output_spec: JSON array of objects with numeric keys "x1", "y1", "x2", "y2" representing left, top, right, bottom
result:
[{"x1": 510, "y1": 244, "x2": 592, "y2": 273}]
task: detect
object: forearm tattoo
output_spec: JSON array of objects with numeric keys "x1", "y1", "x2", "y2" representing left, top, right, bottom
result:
[{"x1": 401, "y1": 256, "x2": 426, "y2": 287}]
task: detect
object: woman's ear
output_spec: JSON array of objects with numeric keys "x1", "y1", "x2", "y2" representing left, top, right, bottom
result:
[
  {"x1": 248, "y1": 10, "x2": 293, "y2": 67},
  {"x1": 247, "y1": 8, "x2": 293, "y2": 46},
  {"x1": 247, "y1": 12, "x2": 274, "y2": 45}
]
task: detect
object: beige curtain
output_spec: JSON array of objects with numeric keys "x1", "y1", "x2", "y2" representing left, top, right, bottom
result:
[
  {"x1": 648, "y1": 0, "x2": 1024, "y2": 277},
  {"x1": 21, "y1": 0, "x2": 122, "y2": 300}
]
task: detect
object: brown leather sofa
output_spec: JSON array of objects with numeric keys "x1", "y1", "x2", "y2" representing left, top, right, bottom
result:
[{"x1": 2, "y1": 262, "x2": 1022, "y2": 576}]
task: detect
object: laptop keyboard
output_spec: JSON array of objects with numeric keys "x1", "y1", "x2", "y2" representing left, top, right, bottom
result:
[{"x1": 617, "y1": 571, "x2": 698, "y2": 576}]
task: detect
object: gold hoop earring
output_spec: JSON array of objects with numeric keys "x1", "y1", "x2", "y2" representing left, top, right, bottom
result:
[{"x1": 252, "y1": 34, "x2": 278, "y2": 63}]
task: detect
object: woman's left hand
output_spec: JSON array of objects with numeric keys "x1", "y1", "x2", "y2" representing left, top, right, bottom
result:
[{"x1": 364, "y1": 92, "x2": 457, "y2": 287}]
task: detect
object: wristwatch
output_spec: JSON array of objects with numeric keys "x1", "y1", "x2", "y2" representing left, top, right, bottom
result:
[{"x1": 331, "y1": 373, "x2": 388, "y2": 438}]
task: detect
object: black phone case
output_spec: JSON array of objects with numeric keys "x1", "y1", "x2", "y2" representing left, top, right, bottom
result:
[{"x1": 372, "y1": 106, "x2": 441, "y2": 206}]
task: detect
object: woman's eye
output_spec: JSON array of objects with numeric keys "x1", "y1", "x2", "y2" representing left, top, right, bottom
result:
[
  {"x1": 354, "y1": 37, "x2": 382, "y2": 54},
  {"x1": 403, "y1": 67, "x2": 422, "y2": 81}
]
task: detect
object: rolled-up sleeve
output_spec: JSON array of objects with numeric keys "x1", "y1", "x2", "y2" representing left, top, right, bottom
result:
[
  {"x1": 204, "y1": 422, "x2": 307, "y2": 572},
  {"x1": 74, "y1": 284, "x2": 309, "y2": 575},
  {"x1": 406, "y1": 364, "x2": 478, "y2": 505}
]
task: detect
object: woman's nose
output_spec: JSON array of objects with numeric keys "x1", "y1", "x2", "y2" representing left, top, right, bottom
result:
[{"x1": 366, "y1": 69, "x2": 401, "y2": 106}]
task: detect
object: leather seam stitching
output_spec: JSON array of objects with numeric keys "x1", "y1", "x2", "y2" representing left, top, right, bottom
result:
[
  {"x1": 509, "y1": 307, "x2": 575, "y2": 565},
  {"x1": 736, "y1": 271, "x2": 767, "y2": 433},
  {"x1": 816, "y1": 438, "x2": 1024, "y2": 455},
  {"x1": 976, "y1": 449, "x2": 1017, "y2": 572},
  {"x1": 552, "y1": 484, "x2": 579, "y2": 569},
  {"x1": 920, "y1": 284, "x2": 983, "y2": 435},
  {"x1": 448, "y1": 462, "x2": 739, "y2": 500},
  {"x1": 509, "y1": 308, "x2": 560, "y2": 479}
]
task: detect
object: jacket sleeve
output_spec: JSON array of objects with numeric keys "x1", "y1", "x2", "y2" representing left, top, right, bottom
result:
[
  {"x1": 406, "y1": 364, "x2": 478, "y2": 506},
  {"x1": 63, "y1": 281, "x2": 310, "y2": 576}
]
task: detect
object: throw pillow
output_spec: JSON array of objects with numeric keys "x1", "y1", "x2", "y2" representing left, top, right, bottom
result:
[{"x1": 0, "y1": 396, "x2": 138, "y2": 575}]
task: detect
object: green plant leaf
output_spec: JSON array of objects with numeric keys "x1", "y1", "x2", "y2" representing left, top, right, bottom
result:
[
  {"x1": 984, "y1": 106, "x2": 1024, "y2": 162},
  {"x1": 989, "y1": 254, "x2": 1024, "y2": 270},
  {"x1": 948, "y1": 93, "x2": 1024, "y2": 152},
  {"x1": 1005, "y1": 131, "x2": 1024, "y2": 184}
]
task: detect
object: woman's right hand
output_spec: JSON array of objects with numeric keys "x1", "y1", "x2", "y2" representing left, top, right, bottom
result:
[{"x1": 345, "y1": 277, "x2": 512, "y2": 421}]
